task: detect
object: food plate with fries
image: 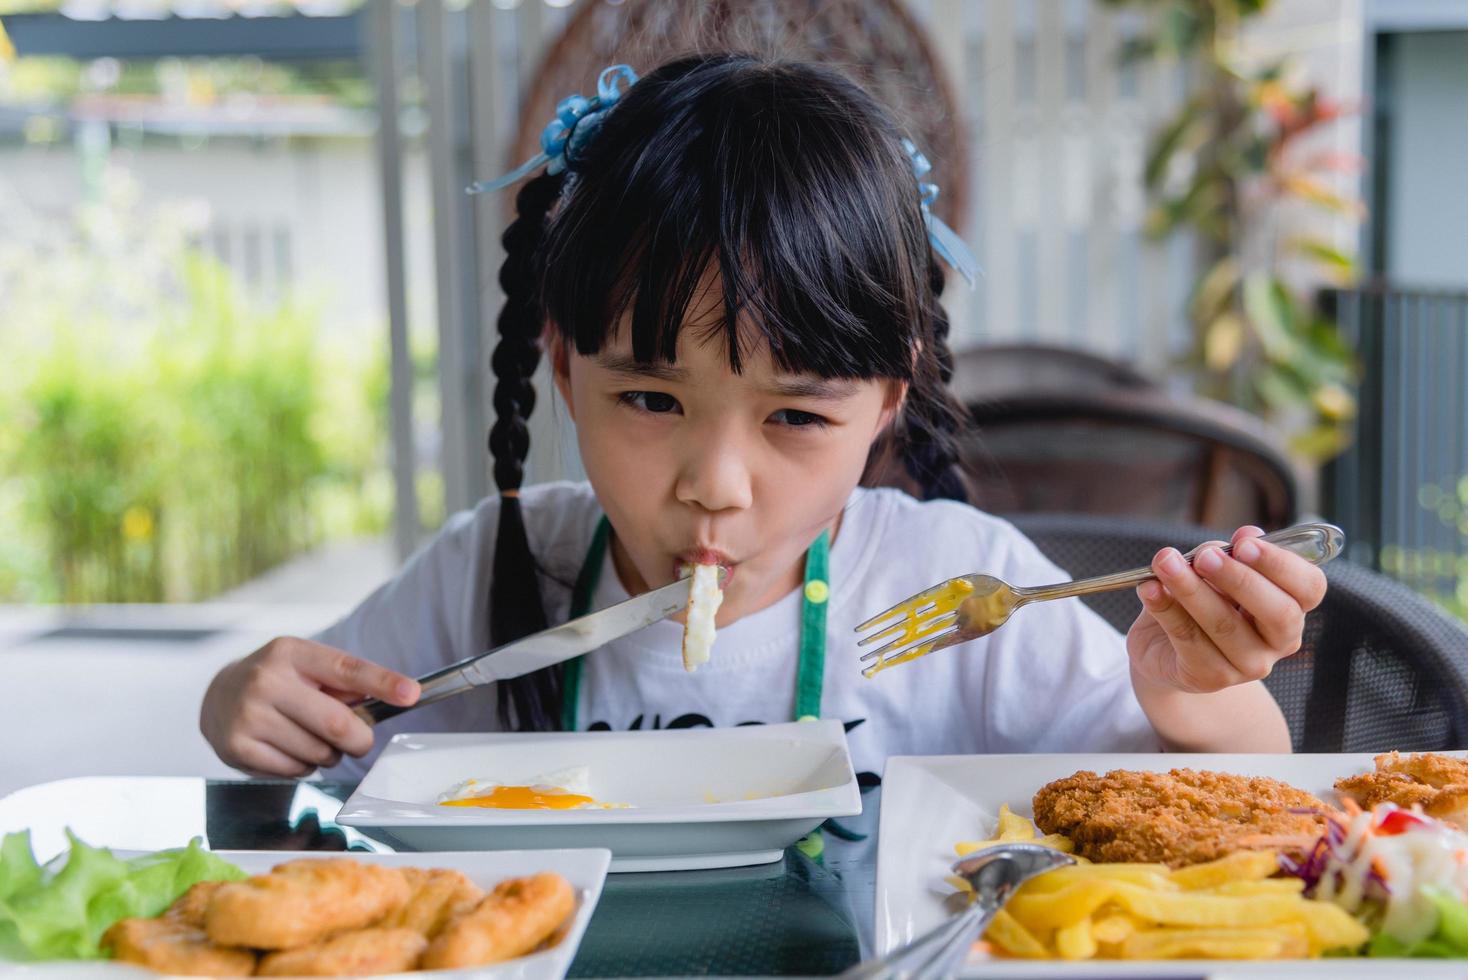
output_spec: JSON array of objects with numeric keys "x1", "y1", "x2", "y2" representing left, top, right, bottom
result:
[{"x1": 876, "y1": 752, "x2": 1468, "y2": 976}]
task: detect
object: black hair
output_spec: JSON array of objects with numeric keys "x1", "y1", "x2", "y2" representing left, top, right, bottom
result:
[{"x1": 486, "y1": 53, "x2": 972, "y2": 731}]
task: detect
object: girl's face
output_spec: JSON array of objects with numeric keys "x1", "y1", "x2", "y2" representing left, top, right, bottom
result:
[{"x1": 552, "y1": 285, "x2": 900, "y2": 625}]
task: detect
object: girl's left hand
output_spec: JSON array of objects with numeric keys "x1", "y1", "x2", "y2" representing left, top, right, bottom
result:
[{"x1": 1126, "y1": 525, "x2": 1328, "y2": 693}]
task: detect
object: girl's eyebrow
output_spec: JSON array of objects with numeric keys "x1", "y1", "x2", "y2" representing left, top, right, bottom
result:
[
  {"x1": 595, "y1": 353, "x2": 856, "y2": 400},
  {"x1": 595, "y1": 353, "x2": 686, "y2": 382},
  {"x1": 766, "y1": 378, "x2": 859, "y2": 400}
]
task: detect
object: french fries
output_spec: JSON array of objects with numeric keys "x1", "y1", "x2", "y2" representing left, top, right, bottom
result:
[
  {"x1": 954, "y1": 805, "x2": 1075, "y2": 857},
  {"x1": 954, "y1": 808, "x2": 1369, "y2": 961}
]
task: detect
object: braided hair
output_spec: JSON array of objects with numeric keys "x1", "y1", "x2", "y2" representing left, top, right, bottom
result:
[
  {"x1": 486, "y1": 53, "x2": 973, "y2": 731},
  {"x1": 488, "y1": 171, "x2": 565, "y2": 732},
  {"x1": 895, "y1": 259, "x2": 972, "y2": 502}
]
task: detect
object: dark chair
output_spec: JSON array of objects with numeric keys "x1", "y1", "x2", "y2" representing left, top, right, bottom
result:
[
  {"x1": 1011, "y1": 513, "x2": 1468, "y2": 753},
  {"x1": 949, "y1": 346, "x2": 1303, "y2": 530}
]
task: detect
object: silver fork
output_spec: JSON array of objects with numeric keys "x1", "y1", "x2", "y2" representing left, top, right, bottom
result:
[{"x1": 856, "y1": 522, "x2": 1345, "y2": 677}]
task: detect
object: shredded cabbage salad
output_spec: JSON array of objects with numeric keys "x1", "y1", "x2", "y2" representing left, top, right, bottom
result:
[{"x1": 1283, "y1": 804, "x2": 1468, "y2": 956}]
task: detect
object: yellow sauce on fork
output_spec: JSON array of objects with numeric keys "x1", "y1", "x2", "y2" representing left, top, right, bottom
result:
[{"x1": 862, "y1": 578, "x2": 976, "y2": 678}]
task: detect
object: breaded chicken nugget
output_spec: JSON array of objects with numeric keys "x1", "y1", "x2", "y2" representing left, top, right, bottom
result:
[
  {"x1": 206, "y1": 858, "x2": 410, "y2": 950},
  {"x1": 379, "y1": 867, "x2": 485, "y2": 939},
  {"x1": 257, "y1": 927, "x2": 427, "y2": 977},
  {"x1": 1335, "y1": 753, "x2": 1468, "y2": 830},
  {"x1": 1424, "y1": 786, "x2": 1468, "y2": 827},
  {"x1": 420, "y1": 872, "x2": 575, "y2": 970},
  {"x1": 103, "y1": 915, "x2": 256, "y2": 977},
  {"x1": 166, "y1": 879, "x2": 230, "y2": 929},
  {"x1": 1335, "y1": 770, "x2": 1438, "y2": 809},
  {"x1": 1376, "y1": 750, "x2": 1468, "y2": 788}
]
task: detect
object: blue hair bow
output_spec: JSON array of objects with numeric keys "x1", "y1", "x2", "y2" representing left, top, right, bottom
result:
[
  {"x1": 468, "y1": 64, "x2": 639, "y2": 195},
  {"x1": 902, "y1": 138, "x2": 981, "y2": 288}
]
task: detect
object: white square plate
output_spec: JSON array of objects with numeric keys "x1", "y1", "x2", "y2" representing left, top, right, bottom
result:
[
  {"x1": 876, "y1": 752, "x2": 1468, "y2": 978},
  {"x1": 0, "y1": 847, "x2": 610, "y2": 980},
  {"x1": 337, "y1": 720, "x2": 862, "y2": 872}
]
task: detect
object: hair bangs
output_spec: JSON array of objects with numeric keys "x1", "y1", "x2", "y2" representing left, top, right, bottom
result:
[{"x1": 539, "y1": 54, "x2": 929, "y2": 384}]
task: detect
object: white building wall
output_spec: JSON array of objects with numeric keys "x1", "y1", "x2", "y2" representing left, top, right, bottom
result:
[{"x1": 1385, "y1": 30, "x2": 1468, "y2": 288}]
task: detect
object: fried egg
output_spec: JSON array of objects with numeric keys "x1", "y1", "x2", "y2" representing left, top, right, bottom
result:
[
  {"x1": 437, "y1": 766, "x2": 599, "y2": 810},
  {"x1": 681, "y1": 563, "x2": 724, "y2": 672}
]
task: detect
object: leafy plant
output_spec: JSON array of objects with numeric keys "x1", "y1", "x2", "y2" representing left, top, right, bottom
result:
[
  {"x1": 1103, "y1": 0, "x2": 1362, "y2": 462},
  {"x1": 0, "y1": 168, "x2": 388, "y2": 603}
]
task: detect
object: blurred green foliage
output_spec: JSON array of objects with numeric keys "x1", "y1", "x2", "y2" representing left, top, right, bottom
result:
[
  {"x1": 1, "y1": 54, "x2": 373, "y2": 111},
  {"x1": 0, "y1": 171, "x2": 389, "y2": 603},
  {"x1": 1103, "y1": 0, "x2": 1362, "y2": 463},
  {"x1": 1380, "y1": 480, "x2": 1468, "y2": 622}
]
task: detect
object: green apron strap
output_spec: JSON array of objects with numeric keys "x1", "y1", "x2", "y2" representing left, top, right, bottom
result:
[
  {"x1": 560, "y1": 516, "x2": 612, "y2": 731},
  {"x1": 559, "y1": 517, "x2": 831, "y2": 731},
  {"x1": 794, "y1": 529, "x2": 830, "y2": 722}
]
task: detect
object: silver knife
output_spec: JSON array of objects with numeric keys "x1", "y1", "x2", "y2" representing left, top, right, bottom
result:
[{"x1": 352, "y1": 576, "x2": 693, "y2": 725}]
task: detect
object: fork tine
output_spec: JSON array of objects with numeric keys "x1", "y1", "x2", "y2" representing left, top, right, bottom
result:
[
  {"x1": 860, "y1": 625, "x2": 961, "y2": 677},
  {"x1": 856, "y1": 602, "x2": 949, "y2": 647},
  {"x1": 857, "y1": 612, "x2": 958, "y2": 662},
  {"x1": 854, "y1": 579, "x2": 966, "y2": 632}
]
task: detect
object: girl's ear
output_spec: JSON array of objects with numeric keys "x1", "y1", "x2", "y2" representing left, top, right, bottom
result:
[{"x1": 547, "y1": 330, "x2": 576, "y2": 419}]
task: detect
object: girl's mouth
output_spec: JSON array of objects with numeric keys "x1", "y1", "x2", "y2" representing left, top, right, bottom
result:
[{"x1": 675, "y1": 549, "x2": 735, "y2": 586}]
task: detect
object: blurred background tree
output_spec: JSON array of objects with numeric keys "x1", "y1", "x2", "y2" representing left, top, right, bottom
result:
[
  {"x1": 1104, "y1": 0, "x2": 1363, "y2": 464},
  {"x1": 0, "y1": 169, "x2": 389, "y2": 603}
]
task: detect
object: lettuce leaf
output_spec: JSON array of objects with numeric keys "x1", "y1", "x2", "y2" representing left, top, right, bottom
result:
[
  {"x1": 0, "y1": 830, "x2": 245, "y2": 962},
  {"x1": 1367, "y1": 889, "x2": 1468, "y2": 958}
]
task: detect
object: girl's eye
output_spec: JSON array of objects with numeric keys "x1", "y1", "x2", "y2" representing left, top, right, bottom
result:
[
  {"x1": 620, "y1": 391, "x2": 681, "y2": 414},
  {"x1": 769, "y1": 408, "x2": 829, "y2": 428}
]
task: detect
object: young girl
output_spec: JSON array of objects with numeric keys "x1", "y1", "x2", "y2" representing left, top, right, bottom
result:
[{"x1": 201, "y1": 54, "x2": 1324, "y2": 783}]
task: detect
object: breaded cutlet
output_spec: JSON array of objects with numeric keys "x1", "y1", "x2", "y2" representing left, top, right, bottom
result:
[{"x1": 1032, "y1": 767, "x2": 1327, "y2": 867}]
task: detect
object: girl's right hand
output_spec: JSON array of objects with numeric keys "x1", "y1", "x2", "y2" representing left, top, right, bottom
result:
[{"x1": 200, "y1": 637, "x2": 420, "y2": 777}]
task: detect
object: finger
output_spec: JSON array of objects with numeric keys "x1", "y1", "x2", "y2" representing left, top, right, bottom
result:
[
  {"x1": 1135, "y1": 581, "x2": 1235, "y2": 690},
  {"x1": 1151, "y1": 547, "x2": 1272, "y2": 681},
  {"x1": 293, "y1": 642, "x2": 420, "y2": 705},
  {"x1": 1231, "y1": 535, "x2": 1328, "y2": 611},
  {"x1": 1233, "y1": 528, "x2": 1268, "y2": 627},
  {"x1": 1186, "y1": 539, "x2": 1231, "y2": 599},
  {"x1": 228, "y1": 736, "x2": 317, "y2": 779},
  {"x1": 275, "y1": 683, "x2": 376, "y2": 759},
  {"x1": 1232, "y1": 525, "x2": 1265, "y2": 545},
  {"x1": 259, "y1": 705, "x2": 345, "y2": 770},
  {"x1": 1193, "y1": 545, "x2": 1303, "y2": 653}
]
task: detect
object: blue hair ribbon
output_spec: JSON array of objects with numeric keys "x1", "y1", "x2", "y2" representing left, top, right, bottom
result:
[
  {"x1": 467, "y1": 64, "x2": 639, "y2": 195},
  {"x1": 902, "y1": 138, "x2": 981, "y2": 288}
]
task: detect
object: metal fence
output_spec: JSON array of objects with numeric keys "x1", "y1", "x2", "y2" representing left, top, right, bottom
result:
[{"x1": 1324, "y1": 284, "x2": 1468, "y2": 619}]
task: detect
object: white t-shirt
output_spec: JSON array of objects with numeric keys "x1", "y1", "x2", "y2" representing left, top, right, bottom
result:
[{"x1": 317, "y1": 482, "x2": 1158, "y2": 782}]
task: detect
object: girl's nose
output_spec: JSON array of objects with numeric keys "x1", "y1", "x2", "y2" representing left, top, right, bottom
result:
[{"x1": 674, "y1": 432, "x2": 754, "y2": 515}]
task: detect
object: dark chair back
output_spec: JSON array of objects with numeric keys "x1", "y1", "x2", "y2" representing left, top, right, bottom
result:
[
  {"x1": 1012, "y1": 514, "x2": 1468, "y2": 752},
  {"x1": 949, "y1": 346, "x2": 1302, "y2": 530}
]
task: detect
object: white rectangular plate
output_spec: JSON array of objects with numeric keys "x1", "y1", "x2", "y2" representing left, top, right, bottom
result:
[
  {"x1": 0, "y1": 847, "x2": 610, "y2": 980},
  {"x1": 337, "y1": 721, "x2": 862, "y2": 872},
  {"x1": 876, "y1": 751, "x2": 1468, "y2": 978}
]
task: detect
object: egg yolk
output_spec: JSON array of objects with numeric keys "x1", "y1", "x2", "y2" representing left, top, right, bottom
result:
[
  {"x1": 439, "y1": 786, "x2": 595, "y2": 810},
  {"x1": 863, "y1": 578, "x2": 976, "y2": 678}
]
